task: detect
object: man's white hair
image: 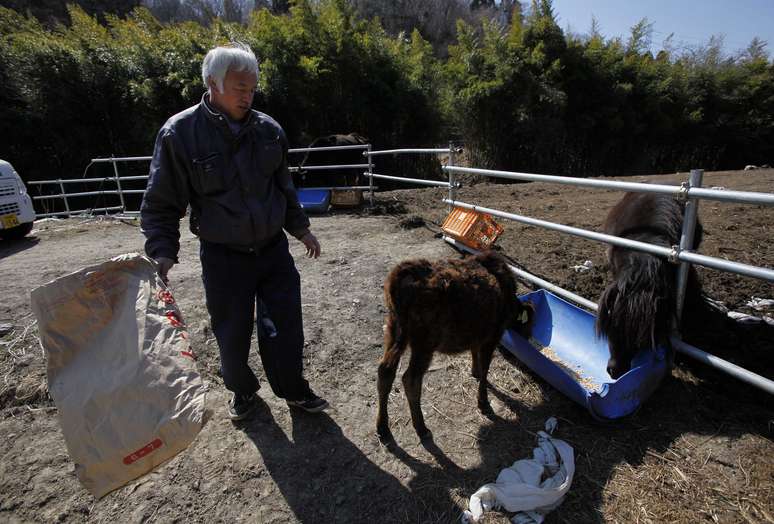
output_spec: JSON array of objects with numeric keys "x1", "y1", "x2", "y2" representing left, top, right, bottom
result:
[{"x1": 202, "y1": 42, "x2": 259, "y2": 94}]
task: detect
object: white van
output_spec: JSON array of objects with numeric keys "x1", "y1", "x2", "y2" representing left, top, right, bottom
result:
[{"x1": 0, "y1": 160, "x2": 36, "y2": 240}]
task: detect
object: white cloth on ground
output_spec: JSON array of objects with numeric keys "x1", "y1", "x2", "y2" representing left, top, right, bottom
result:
[
  {"x1": 571, "y1": 260, "x2": 593, "y2": 272},
  {"x1": 462, "y1": 417, "x2": 575, "y2": 524},
  {"x1": 745, "y1": 297, "x2": 774, "y2": 311}
]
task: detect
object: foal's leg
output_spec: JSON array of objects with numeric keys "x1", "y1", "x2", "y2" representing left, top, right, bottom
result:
[
  {"x1": 402, "y1": 345, "x2": 434, "y2": 441},
  {"x1": 475, "y1": 340, "x2": 498, "y2": 414},
  {"x1": 471, "y1": 350, "x2": 481, "y2": 379},
  {"x1": 376, "y1": 315, "x2": 406, "y2": 441}
]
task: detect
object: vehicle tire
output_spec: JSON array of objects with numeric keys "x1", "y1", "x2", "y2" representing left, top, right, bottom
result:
[{"x1": 0, "y1": 221, "x2": 33, "y2": 240}]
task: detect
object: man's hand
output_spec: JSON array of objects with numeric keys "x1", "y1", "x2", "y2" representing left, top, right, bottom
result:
[
  {"x1": 300, "y1": 232, "x2": 321, "y2": 259},
  {"x1": 154, "y1": 257, "x2": 175, "y2": 285}
]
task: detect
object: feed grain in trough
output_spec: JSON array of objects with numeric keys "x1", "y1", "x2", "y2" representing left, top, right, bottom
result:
[{"x1": 537, "y1": 344, "x2": 603, "y2": 393}]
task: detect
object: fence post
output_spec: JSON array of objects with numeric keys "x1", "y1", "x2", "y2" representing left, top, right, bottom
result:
[
  {"x1": 111, "y1": 156, "x2": 126, "y2": 213},
  {"x1": 447, "y1": 141, "x2": 455, "y2": 210},
  {"x1": 675, "y1": 169, "x2": 704, "y2": 323},
  {"x1": 367, "y1": 144, "x2": 374, "y2": 207},
  {"x1": 58, "y1": 178, "x2": 70, "y2": 217}
]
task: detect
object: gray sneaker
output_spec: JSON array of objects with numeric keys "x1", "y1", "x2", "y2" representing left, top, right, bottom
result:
[
  {"x1": 228, "y1": 393, "x2": 258, "y2": 421},
  {"x1": 286, "y1": 393, "x2": 329, "y2": 413}
]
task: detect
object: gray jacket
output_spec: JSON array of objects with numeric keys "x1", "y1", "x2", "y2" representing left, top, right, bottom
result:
[{"x1": 140, "y1": 95, "x2": 310, "y2": 261}]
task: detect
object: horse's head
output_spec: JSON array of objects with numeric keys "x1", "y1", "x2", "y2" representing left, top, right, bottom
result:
[
  {"x1": 597, "y1": 280, "x2": 642, "y2": 380},
  {"x1": 606, "y1": 347, "x2": 633, "y2": 380}
]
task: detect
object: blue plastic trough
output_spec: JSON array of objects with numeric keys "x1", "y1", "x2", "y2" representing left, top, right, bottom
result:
[
  {"x1": 500, "y1": 289, "x2": 669, "y2": 420},
  {"x1": 298, "y1": 189, "x2": 331, "y2": 213}
]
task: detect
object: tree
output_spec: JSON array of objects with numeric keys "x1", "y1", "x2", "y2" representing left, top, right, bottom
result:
[
  {"x1": 0, "y1": 0, "x2": 141, "y2": 25},
  {"x1": 626, "y1": 17, "x2": 653, "y2": 55}
]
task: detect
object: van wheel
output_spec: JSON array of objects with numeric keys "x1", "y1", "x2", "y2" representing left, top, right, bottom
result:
[{"x1": 0, "y1": 221, "x2": 33, "y2": 240}]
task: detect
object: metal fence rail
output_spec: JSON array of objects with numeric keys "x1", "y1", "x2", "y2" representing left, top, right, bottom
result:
[
  {"x1": 29, "y1": 146, "x2": 451, "y2": 217},
  {"x1": 363, "y1": 146, "x2": 457, "y2": 204},
  {"x1": 366, "y1": 148, "x2": 452, "y2": 157},
  {"x1": 301, "y1": 185, "x2": 376, "y2": 191},
  {"x1": 27, "y1": 173, "x2": 129, "y2": 217},
  {"x1": 289, "y1": 164, "x2": 372, "y2": 172},
  {"x1": 366, "y1": 172, "x2": 454, "y2": 188},
  {"x1": 35, "y1": 206, "x2": 123, "y2": 218},
  {"x1": 289, "y1": 144, "x2": 369, "y2": 154},
  {"x1": 443, "y1": 166, "x2": 774, "y2": 206},
  {"x1": 92, "y1": 156, "x2": 152, "y2": 163},
  {"x1": 30, "y1": 149, "x2": 379, "y2": 217},
  {"x1": 33, "y1": 190, "x2": 124, "y2": 200}
]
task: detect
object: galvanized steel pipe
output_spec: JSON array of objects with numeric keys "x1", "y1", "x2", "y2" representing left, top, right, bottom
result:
[
  {"x1": 299, "y1": 186, "x2": 376, "y2": 191},
  {"x1": 91, "y1": 156, "x2": 152, "y2": 163},
  {"x1": 367, "y1": 172, "x2": 453, "y2": 188},
  {"x1": 289, "y1": 164, "x2": 371, "y2": 171},
  {"x1": 670, "y1": 338, "x2": 774, "y2": 394},
  {"x1": 111, "y1": 159, "x2": 125, "y2": 212},
  {"x1": 33, "y1": 190, "x2": 121, "y2": 200},
  {"x1": 289, "y1": 144, "x2": 369, "y2": 154},
  {"x1": 367, "y1": 148, "x2": 451, "y2": 156},
  {"x1": 447, "y1": 142, "x2": 456, "y2": 210},
  {"x1": 443, "y1": 166, "x2": 774, "y2": 207},
  {"x1": 35, "y1": 206, "x2": 123, "y2": 218},
  {"x1": 675, "y1": 170, "x2": 704, "y2": 321},
  {"x1": 29, "y1": 177, "x2": 118, "y2": 185},
  {"x1": 367, "y1": 144, "x2": 374, "y2": 206},
  {"x1": 443, "y1": 198, "x2": 774, "y2": 282}
]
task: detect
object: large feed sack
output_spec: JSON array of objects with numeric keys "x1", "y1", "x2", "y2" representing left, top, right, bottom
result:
[{"x1": 30, "y1": 253, "x2": 207, "y2": 498}]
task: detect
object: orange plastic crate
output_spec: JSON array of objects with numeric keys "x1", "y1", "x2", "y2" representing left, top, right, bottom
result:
[{"x1": 441, "y1": 206, "x2": 504, "y2": 250}]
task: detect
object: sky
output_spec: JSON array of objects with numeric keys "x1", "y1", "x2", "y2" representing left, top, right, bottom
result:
[{"x1": 549, "y1": 0, "x2": 774, "y2": 56}]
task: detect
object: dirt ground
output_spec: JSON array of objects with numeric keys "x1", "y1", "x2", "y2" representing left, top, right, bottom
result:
[{"x1": 0, "y1": 168, "x2": 772, "y2": 523}]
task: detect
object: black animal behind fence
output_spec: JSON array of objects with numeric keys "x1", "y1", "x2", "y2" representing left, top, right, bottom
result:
[
  {"x1": 296, "y1": 133, "x2": 368, "y2": 188},
  {"x1": 596, "y1": 193, "x2": 705, "y2": 379}
]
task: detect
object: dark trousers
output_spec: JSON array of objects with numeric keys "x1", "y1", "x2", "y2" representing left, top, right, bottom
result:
[{"x1": 200, "y1": 234, "x2": 310, "y2": 401}]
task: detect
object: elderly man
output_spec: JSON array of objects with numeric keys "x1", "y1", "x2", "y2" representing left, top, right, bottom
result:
[{"x1": 140, "y1": 43, "x2": 328, "y2": 421}]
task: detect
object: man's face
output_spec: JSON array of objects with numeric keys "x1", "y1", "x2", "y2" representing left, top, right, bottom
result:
[{"x1": 209, "y1": 68, "x2": 257, "y2": 121}]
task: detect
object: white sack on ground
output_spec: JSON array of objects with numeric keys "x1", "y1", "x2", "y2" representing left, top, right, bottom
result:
[
  {"x1": 30, "y1": 253, "x2": 207, "y2": 498},
  {"x1": 462, "y1": 417, "x2": 575, "y2": 524}
]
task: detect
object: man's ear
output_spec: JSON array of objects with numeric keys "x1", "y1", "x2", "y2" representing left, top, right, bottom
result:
[{"x1": 206, "y1": 77, "x2": 219, "y2": 94}]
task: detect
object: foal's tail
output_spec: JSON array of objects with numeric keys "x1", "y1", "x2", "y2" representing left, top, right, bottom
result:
[
  {"x1": 381, "y1": 312, "x2": 409, "y2": 368},
  {"x1": 381, "y1": 260, "x2": 432, "y2": 367}
]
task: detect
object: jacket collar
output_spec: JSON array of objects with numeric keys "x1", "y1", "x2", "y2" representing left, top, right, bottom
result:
[{"x1": 200, "y1": 93, "x2": 258, "y2": 137}]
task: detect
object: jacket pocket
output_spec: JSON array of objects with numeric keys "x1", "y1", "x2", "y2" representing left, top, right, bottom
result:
[
  {"x1": 259, "y1": 137, "x2": 283, "y2": 176},
  {"x1": 192, "y1": 152, "x2": 225, "y2": 195}
]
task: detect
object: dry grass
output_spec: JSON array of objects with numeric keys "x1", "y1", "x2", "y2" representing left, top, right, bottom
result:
[{"x1": 374, "y1": 342, "x2": 774, "y2": 523}]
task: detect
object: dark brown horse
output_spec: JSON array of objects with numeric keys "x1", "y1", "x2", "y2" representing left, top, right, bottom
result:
[
  {"x1": 296, "y1": 133, "x2": 368, "y2": 188},
  {"x1": 597, "y1": 193, "x2": 704, "y2": 379},
  {"x1": 376, "y1": 252, "x2": 534, "y2": 442}
]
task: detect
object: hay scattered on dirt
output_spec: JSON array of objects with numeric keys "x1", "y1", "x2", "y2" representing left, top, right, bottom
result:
[
  {"x1": 398, "y1": 215, "x2": 425, "y2": 229},
  {"x1": 1, "y1": 169, "x2": 773, "y2": 522}
]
